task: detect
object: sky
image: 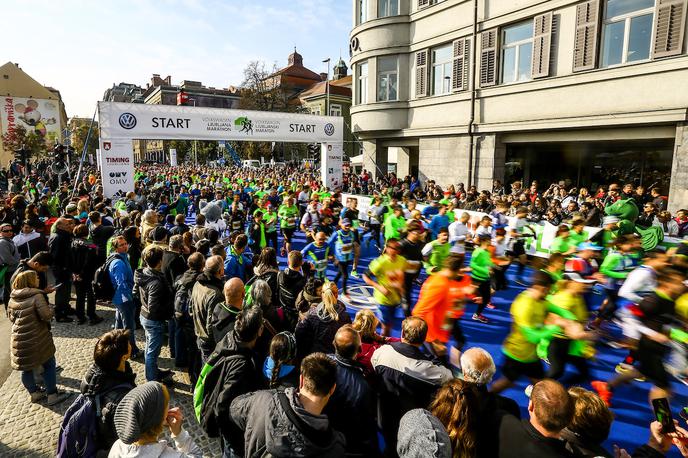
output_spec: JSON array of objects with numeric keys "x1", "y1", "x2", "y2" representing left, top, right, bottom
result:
[{"x1": 0, "y1": 0, "x2": 352, "y2": 117}]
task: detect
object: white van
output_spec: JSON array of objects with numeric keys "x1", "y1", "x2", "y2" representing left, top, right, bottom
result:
[{"x1": 242, "y1": 160, "x2": 261, "y2": 169}]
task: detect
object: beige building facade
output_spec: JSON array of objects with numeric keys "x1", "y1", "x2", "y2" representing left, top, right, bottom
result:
[{"x1": 349, "y1": 0, "x2": 688, "y2": 210}]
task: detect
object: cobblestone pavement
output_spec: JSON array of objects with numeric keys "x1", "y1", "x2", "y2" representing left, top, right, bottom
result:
[{"x1": 0, "y1": 304, "x2": 221, "y2": 457}]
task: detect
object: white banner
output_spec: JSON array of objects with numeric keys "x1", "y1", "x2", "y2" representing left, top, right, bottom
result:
[
  {"x1": 98, "y1": 101, "x2": 344, "y2": 143},
  {"x1": 341, "y1": 193, "x2": 682, "y2": 258},
  {"x1": 100, "y1": 139, "x2": 135, "y2": 198},
  {"x1": 321, "y1": 142, "x2": 344, "y2": 190},
  {"x1": 95, "y1": 148, "x2": 101, "y2": 168},
  {"x1": 169, "y1": 148, "x2": 178, "y2": 167}
]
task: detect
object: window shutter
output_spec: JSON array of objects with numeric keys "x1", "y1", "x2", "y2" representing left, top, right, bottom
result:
[
  {"x1": 652, "y1": 0, "x2": 687, "y2": 58},
  {"x1": 479, "y1": 29, "x2": 498, "y2": 87},
  {"x1": 418, "y1": 0, "x2": 430, "y2": 9},
  {"x1": 415, "y1": 50, "x2": 429, "y2": 97},
  {"x1": 531, "y1": 12, "x2": 553, "y2": 78},
  {"x1": 452, "y1": 38, "x2": 470, "y2": 91},
  {"x1": 573, "y1": 0, "x2": 600, "y2": 72}
]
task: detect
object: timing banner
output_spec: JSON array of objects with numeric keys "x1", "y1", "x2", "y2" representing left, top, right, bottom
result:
[
  {"x1": 321, "y1": 142, "x2": 344, "y2": 189},
  {"x1": 98, "y1": 102, "x2": 344, "y2": 143},
  {"x1": 99, "y1": 138, "x2": 135, "y2": 199}
]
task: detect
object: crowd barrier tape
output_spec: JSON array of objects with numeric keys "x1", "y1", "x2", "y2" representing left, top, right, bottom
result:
[{"x1": 341, "y1": 193, "x2": 682, "y2": 258}]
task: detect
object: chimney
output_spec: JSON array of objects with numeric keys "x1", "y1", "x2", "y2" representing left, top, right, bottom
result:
[{"x1": 320, "y1": 72, "x2": 328, "y2": 82}]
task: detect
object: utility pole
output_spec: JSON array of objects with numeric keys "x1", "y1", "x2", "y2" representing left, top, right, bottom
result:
[{"x1": 323, "y1": 58, "x2": 331, "y2": 116}]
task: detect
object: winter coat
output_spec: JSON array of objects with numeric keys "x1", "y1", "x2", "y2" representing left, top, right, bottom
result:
[
  {"x1": 224, "y1": 246, "x2": 250, "y2": 282},
  {"x1": 48, "y1": 228, "x2": 72, "y2": 281},
  {"x1": 200, "y1": 330, "x2": 263, "y2": 446},
  {"x1": 80, "y1": 362, "x2": 136, "y2": 453},
  {"x1": 190, "y1": 272, "x2": 224, "y2": 343},
  {"x1": 109, "y1": 253, "x2": 134, "y2": 305},
  {"x1": 174, "y1": 268, "x2": 202, "y2": 323},
  {"x1": 134, "y1": 267, "x2": 173, "y2": 321},
  {"x1": 277, "y1": 267, "x2": 306, "y2": 313},
  {"x1": 295, "y1": 302, "x2": 351, "y2": 361},
  {"x1": 70, "y1": 237, "x2": 100, "y2": 283},
  {"x1": 161, "y1": 250, "x2": 186, "y2": 290},
  {"x1": 210, "y1": 302, "x2": 241, "y2": 344},
  {"x1": 0, "y1": 236, "x2": 20, "y2": 273},
  {"x1": 230, "y1": 387, "x2": 346, "y2": 458},
  {"x1": 8, "y1": 287, "x2": 55, "y2": 371},
  {"x1": 324, "y1": 354, "x2": 379, "y2": 456}
]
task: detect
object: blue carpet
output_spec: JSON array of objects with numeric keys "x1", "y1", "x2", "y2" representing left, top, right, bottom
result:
[{"x1": 197, "y1": 216, "x2": 686, "y2": 455}]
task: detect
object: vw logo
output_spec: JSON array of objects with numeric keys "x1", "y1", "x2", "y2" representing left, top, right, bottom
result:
[
  {"x1": 324, "y1": 123, "x2": 335, "y2": 136},
  {"x1": 118, "y1": 112, "x2": 137, "y2": 130}
]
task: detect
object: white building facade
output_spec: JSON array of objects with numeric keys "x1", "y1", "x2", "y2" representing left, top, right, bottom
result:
[{"x1": 349, "y1": 0, "x2": 688, "y2": 210}]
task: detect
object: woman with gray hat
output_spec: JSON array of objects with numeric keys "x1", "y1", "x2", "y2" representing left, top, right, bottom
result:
[{"x1": 108, "y1": 381, "x2": 201, "y2": 457}]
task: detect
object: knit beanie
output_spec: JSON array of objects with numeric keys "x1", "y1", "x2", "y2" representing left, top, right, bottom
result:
[
  {"x1": 114, "y1": 381, "x2": 166, "y2": 444},
  {"x1": 397, "y1": 408, "x2": 452, "y2": 458}
]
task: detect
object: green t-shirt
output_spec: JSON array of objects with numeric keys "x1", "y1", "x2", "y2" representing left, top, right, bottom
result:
[
  {"x1": 550, "y1": 236, "x2": 571, "y2": 254},
  {"x1": 369, "y1": 254, "x2": 407, "y2": 306},
  {"x1": 384, "y1": 214, "x2": 406, "y2": 240},
  {"x1": 503, "y1": 291, "x2": 559, "y2": 362},
  {"x1": 278, "y1": 205, "x2": 299, "y2": 228}
]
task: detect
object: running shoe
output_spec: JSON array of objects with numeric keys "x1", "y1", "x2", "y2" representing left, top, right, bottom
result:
[
  {"x1": 591, "y1": 380, "x2": 612, "y2": 407},
  {"x1": 485, "y1": 303, "x2": 496, "y2": 309},
  {"x1": 472, "y1": 313, "x2": 489, "y2": 324},
  {"x1": 350, "y1": 269, "x2": 359, "y2": 278},
  {"x1": 615, "y1": 362, "x2": 634, "y2": 374}
]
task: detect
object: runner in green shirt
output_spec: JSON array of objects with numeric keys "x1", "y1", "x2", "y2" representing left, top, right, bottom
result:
[
  {"x1": 383, "y1": 206, "x2": 406, "y2": 241},
  {"x1": 363, "y1": 238, "x2": 407, "y2": 337},
  {"x1": 278, "y1": 196, "x2": 300, "y2": 256}
]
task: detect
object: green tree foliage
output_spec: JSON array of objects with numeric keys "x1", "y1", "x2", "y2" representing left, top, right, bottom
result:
[{"x1": 71, "y1": 123, "x2": 100, "y2": 155}]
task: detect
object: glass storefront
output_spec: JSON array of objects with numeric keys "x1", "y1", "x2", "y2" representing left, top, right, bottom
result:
[{"x1": 504, "y1": 139, "x2": 674, "y2": 191}]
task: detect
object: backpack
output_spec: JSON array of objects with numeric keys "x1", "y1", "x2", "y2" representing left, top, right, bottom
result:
[
  {"x1": 92, "y1": 254, "x2": 118, "y2": 301},
  {"x1": 56, "y1": 384, "x2": 130, "y2": 458},
  {"x1": 173, "y1": 277, "x2": 193, "y2": 322}
]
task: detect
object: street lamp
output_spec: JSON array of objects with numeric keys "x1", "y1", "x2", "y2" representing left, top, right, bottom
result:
[{"x1": 323, "y1": 58, "x2": 331, "y2": 116}]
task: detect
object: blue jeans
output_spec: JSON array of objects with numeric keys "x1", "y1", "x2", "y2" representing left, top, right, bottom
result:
[
  {"x1": 115, "y1": 300, "x2": 140, "y2": 354},
  {"x1": 140, "y1": 315, "x2": 165, "y2": 381},
  {"x1": 21, "y1": 356, "x2": 57, "y2": 394}
]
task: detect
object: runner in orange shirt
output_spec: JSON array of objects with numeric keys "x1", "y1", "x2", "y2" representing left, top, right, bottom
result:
[{"x1": 412, "y1": 253, "x2": 475, "y2": 363}]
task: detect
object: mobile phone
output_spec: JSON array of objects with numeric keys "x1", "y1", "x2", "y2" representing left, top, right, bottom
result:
[
  {"x1": 52, "y1": 283, "x2": 63, "y2": 290},
  {"x1": 652, "y1": 398, "x2": 676, "y2": 433}
]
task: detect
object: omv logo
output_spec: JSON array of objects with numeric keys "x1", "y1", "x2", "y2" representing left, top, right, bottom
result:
[{"x1": 119, "y1": 113, "x2": 137, "y2": 130}]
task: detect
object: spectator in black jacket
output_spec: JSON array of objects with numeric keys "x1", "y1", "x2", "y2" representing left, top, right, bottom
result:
[
  {"x1": 70, "y1": 224, "x2": 103, "y2": 325},
  {"x1": 48, "y1": 217, "x2": 76, "y2": 322},
  {"x1": 210, "y1": 277, "x2": 244, "y2": 343},
  {"x1": 169, "y1": 213, "x2": 190, "y2": 236},
  {"x1": 325, "y1": 325, "x2": 380, "y2": 457},
  {"x1": 277, "y1": 250, "x2": 307, "y2": 329},
  {"x1": 498, "y1": 379, "x2": 575, "y2": 458},
  {"x1": 162, "y1": 235, "x2": 188, "y2": 366},
  {"x1": 11, "y1": 251, "x2": 52, "y2": 294},
  {"x1": 134, "y1": 246, "x2": 173, "y2": 383},
  {"x1": 13, "y1": 221, "x2": 47, "y2": 259},
  {"x1": 88, "y1": 211, "x2": 115, "y2": 265},
  {"x1": 295, "y1": 282, "x2": 351, "y2": 361},
  {"x1": 372, "y1": 316, "x2": 453, "y2": 455},
  {"x1": 203, "y1": 306, "x2": 264, "y2": 456},
  {"x1": 173, "y1": 252, "x2": 204, "y2": 385},
  {"x1": 79, "y1": 329, "x2": 136, "y2": 455}
]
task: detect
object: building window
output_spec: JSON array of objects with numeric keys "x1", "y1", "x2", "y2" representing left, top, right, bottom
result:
[
  {"x1": 330, "y1": 104, "x2": 342, "y2": 116},
  {"x1": 359, "y1": 0, "x2": 368, "y2": 24},
  {"x1": 431, "y1": 44, "x2": 453, "y2": 95},
  {"x1": 501, "y1": 21, "x2": 534, "y2": 83},
  {"x1": 311, "y1": 106, "x2": 321, "y2": 116},
  {"x1": 357, "y1": 62, "x2": 369, "y2": 104},
  {"x1": 377, "y1": 56, "x2": 398, "y2": 101},
  {"x1": 379, "y1": 0, "x2": 398, "y2": 17},
  {"x1": 601, "y1": 0, "x2": 654, "y2": 67}
]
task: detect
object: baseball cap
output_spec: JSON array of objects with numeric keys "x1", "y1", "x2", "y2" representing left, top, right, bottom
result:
[
  {"x1": 577, "y1": 242, "x2": 603, "y2": 251},
  {"x1": 341, "y1": 218, "x2": 351, "y2": 226},
  {"x1": 562, "y1": 272, "x2": 596, "y2": 284}
]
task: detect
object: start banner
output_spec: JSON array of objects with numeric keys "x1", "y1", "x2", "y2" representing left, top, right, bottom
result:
[{"x1": 98, "y1": 102, "x2": 344, "y2": 143}]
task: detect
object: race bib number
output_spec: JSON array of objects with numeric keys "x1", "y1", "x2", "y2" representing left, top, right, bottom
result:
[
  {"x1": 316, "y1": 259, "x2": 328, "y2": 271},
  {"x1": 405, "y1": 260, "x2": 421, "y2": 274},
  {"x1": 341, "y1": 243, "x2": 353, "y2": 254},
  {"x1": 232, "y1": 221, "x2": 241, "y2": 230},
  {"x1": 287, "y1": 217, "x2": 296, "y2": 226}
]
